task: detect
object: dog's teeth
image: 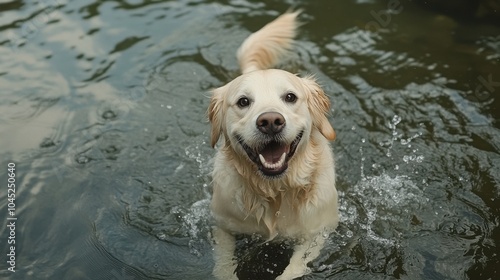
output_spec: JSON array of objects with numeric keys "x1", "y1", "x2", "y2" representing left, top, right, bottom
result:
[
  {"x1": 259, "y1": 152, "x2": 287, "y2": 169},
  {"x1": 259, "y1": 154, "x2": 267, "y2": 167},
  {"x1": 278, "y1": 152, "x2": 286, "y2": 166}
]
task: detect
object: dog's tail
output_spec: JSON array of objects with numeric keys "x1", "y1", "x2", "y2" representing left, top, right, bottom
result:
[{"x1": 237, "y1": 11, "x2": 300, "y2": 74}]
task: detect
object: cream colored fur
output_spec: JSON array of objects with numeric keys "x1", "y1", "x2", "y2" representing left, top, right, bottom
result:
[{"x1": 209, "y1": 11, "x2": 339, "y2": 280}]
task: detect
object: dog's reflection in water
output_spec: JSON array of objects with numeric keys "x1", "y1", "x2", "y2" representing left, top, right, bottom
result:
[
  {"x1": 234, "y1": 234, "x2": 295, "y2": 280},
  {"x1": 213, "y1": 227, "x2": 328, "y2": 280}
]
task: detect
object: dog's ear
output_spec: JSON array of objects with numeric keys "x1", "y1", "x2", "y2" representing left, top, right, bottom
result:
[
  {"x1": 207, "y1": 85, "x2": 227, "y2": 147},
  {"x1": 301, "y1": 76, "x2": 336, "y2": 141}
]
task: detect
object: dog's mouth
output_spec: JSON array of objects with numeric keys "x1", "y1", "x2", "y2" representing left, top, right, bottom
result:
[{"x1": 236, "y1": 132, "x2": 303, "y2": 177}]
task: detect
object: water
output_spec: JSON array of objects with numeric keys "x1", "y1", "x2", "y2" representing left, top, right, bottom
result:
[{"x1": 1, "y1": 0, "x2": 499, "y2": 279}]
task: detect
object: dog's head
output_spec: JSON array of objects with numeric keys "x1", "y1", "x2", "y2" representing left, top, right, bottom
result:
[{"x1": 208, "y1": 69, "x2": 335, "y2": 177}]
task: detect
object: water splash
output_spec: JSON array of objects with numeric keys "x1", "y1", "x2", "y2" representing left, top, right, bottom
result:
[
  {"x1": 340, "y1": 173, "x2": 427, "y2": 246},
  {"x1": 400, "y1": 132, "x2": 422, "y2": 146},
  {"x1": 403, "y1": 154, "x2": 424, "y2": 164},
  {"x1": 185, "y1": 141, "x2": 212, "y2": 179},
  {"x1": 379, "y1": 115, "x2": 402, "y2": 157},
  {"x1": 348, "y1": 115, "x2": 428, "y2": 249},
  {"x1": 378, "y1": 115, "x2": 424, "y2": 167},
  {"x1": 163, "y1": 142, "x2": 212, "y2": 256},
  {"x1": 170, "y1": 198, "x2": 212, "y2": 257},
  {"x1": 185, "y1": 199, "x2": 212, "y2": 256},
  {"x1": 359, "y1": 144, "x2": 366, "y2": 180}
]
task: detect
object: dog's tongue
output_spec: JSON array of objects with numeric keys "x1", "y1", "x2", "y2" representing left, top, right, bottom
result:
[{"x1": 260, "y1": 141, "x2": 288, "y2": 163}]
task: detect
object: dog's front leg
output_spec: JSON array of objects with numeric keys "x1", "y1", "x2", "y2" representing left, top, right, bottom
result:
[
  {"x1": 213, "y1": 227, "x2": 238, "y2": 280},
  {"x1": 276, "y1": 234, "x2": 326, "y2": 280}
]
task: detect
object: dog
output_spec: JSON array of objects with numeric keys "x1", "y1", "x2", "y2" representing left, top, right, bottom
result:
[{"x1": 208, "y1": 11, "x2": 339, "y2": 280}]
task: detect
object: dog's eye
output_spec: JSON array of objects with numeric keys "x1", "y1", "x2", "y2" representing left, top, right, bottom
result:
[
  {"x1": 237, "y1": 97, "x2": 250, "y2": 108},
  {"x1": 284, "y1": 92, "x2": 297, "y2": 103}
]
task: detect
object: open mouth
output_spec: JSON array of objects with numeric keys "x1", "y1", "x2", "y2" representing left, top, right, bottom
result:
[{"x1": 236, "y1": 132, "x2": 303, "y2": 177}]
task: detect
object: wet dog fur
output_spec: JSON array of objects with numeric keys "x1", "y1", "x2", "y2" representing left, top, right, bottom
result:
[{"x1": 208, "y1": 11, "x2": 339, "y2": 280}]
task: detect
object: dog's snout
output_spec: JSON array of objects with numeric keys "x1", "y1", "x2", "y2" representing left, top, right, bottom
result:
[{"x1": 256, "y1": 112, "x2": 285, "y2": 135}]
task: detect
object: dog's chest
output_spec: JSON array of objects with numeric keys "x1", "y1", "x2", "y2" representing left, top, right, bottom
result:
[{"x1": 241, "y1": 190, "x2": 310, "y2": 238}]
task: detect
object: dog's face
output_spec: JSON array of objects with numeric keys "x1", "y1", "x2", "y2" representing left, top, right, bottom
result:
[{"x1": 209, "y1": 69, "x2": 335, "y2": 177}]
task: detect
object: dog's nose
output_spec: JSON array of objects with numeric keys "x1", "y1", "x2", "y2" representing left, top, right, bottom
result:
[{"x1": 256, "y1": 112, "x2": 285, "y2": 135}]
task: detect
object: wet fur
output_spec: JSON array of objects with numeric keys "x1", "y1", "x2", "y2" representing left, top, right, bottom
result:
[{"x1": 209, "y1": 11, "x2": 339, "y2": 279}]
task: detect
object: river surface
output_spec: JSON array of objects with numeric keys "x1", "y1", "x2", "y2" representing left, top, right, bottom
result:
[{"x1": 0, "y1": 0, "x2": 499, "y2": 279}]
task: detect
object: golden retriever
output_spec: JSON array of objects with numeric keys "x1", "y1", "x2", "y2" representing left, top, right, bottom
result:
[{"x1": 208, "y1": 11, "x2": 339, "y2": 280}]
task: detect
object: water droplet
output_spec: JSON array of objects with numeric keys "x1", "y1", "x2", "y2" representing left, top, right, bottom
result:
[
  {"x1": 167, "y1": 105, "x2": 172, "y2": 109},
  {"x1": 102, "y1": 110, "x2": 117, "y2": 120},
  {"x1": 394, "y1": 165, "x2": 399, "y2": 170},
  {"x1": 76, "y1": 154, "x2": 90, "y2": 164},
  {"x1": 392, "y1": 115, "x2": 401, "y2": 125},
  {"x1": 361, "y1": 138, "x2": 366, "y2": 143},
  {"x1": 157, "y1": 233, "x2": 166, "y2": 240},
  {"x1": 351, "y1": 126, "x2": 356, "y2": 131}
]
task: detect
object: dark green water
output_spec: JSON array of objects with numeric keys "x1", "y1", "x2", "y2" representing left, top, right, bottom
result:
[{"x1": 0, "y1": 0, "x2": 499, "y2": 279}]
